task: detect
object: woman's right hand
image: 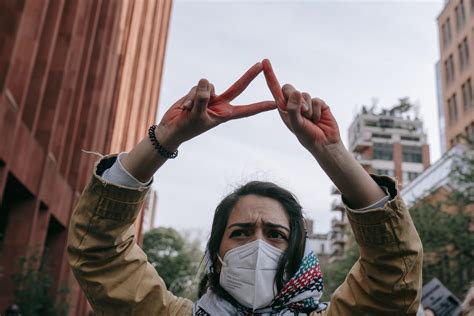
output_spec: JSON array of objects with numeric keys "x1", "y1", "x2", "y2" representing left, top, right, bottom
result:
[{"x1": 155, "y1": 62, "x2": 276, "y2": 150}]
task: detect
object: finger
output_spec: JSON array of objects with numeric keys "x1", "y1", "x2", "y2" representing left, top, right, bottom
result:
[
  {"x1": 219, "y1": 62, "x2": 262, "y2": 101},
  {"x1": 287, "y1": 91, "x2": 304, "y2": 132},
  {"x1": 193, "y1": 79, "x2": 211, "y2": 114},
  {"x1": 282, "y1": 83, "x2": 298, "y2": 102},
  {"x1": 302, "y1": 92, "x2": 312, "y2": 119},
  {"x1": 210, "y1": 83, "x2": 216, "y2": 96},
  {"x1": 262, "y1": 59, "x2": 286, "y2": 110},
  {"x1": 182, "y1": 86, "x2": 197, "y2": 110},
  {"x1": 277, "y1": 107, "x2": 292, "y2": 131},
  {"x1": 227, "y1": 101, "x2": 277, "y2": 120},
  {"x1": 311, "y1": 97, "x2": 324, "y2": 123}
]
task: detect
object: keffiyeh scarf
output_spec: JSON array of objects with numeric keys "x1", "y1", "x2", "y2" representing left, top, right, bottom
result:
[{"x1": 193, "y1": 240, "x2": 326, "y2": 315}]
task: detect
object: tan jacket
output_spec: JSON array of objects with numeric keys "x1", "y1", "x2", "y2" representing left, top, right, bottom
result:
[{"x1": 67, "y1": 156, "x2": 423, "y2": 316}]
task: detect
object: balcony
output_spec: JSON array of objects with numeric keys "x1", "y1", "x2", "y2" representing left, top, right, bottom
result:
[
  {"x1": 353, "y1": 153, "x2": 372, "y2": 167},
  {"x1": 330, "y1": 185, "x2": 340, "y2": 195},
  {"x1": 331, "y1": 231, "x2": 346, "y2": 245},
  {"x1": 350, "y1": 138, "x2": 371, "y2": 153},
  {"x1": 331, "y1": 218, "x2": 347, "y2": 229},
  {"x1": 331, "y1": 200, "x2": 345, "y2": 212}
]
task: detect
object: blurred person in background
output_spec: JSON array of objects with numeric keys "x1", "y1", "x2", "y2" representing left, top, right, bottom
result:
[{"x1": 67, "y1": 60, "x2": 423, "y2": 315}]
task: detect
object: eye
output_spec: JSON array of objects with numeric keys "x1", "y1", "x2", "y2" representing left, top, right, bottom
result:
[
  {"x1": 268, "y1": 230, "x2": 288, "y2": 240},
  {"x1": 230, "y1": 229, "x2": 250, "y2": 238}
]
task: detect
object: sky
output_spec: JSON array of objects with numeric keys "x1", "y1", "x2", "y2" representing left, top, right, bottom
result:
[{"x1": 153, "y1": 0, "x2": 445, "y2": 238}]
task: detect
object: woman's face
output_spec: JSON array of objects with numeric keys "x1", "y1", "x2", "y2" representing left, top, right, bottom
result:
[{"x1": 219, "y1": 194, "x2": 290, "y2": 258}]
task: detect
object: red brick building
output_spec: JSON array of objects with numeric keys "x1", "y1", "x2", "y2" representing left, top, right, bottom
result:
[
  {"x1": 437, "y1": 0, "x2": 474, "y2": 152},
  {"x1": 0, "y1": 0, "x2": 172, "y2": 314}
]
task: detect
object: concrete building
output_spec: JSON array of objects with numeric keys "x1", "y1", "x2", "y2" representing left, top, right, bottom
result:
[
  {"x1": 328, "y1": 186, "x2": 351, "y2": 263},
  {"x1": 305, "y1": 219, "x2": 331, "y2": 265},
  {"x1": 401, "y1": 143, "x2": 473, "y2": 225},
  {"x1": 348, "y1": 108, "x2": 430, "y2": 188},
  {"x1": 0, "y1": 0, "x2": 172, "y2": 314},
  {"x1": 401, "y1": 144, "x2": 465, "y2": 207},
  {"x1": 325, "y1": 106, "x2": 431, "y2": 262},
  {"x1": 437, "y1": 0, "x2": 474, "y2": 151},
  {"x1": 142, "y1": 190, "x2": 158, "y2": 234}
]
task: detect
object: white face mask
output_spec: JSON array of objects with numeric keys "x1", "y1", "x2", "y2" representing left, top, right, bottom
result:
[{"x1": 218, "y1": 239, "x2": 284, "y2": 310}]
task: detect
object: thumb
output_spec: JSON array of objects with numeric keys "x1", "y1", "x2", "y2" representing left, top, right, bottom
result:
[{"x1": 287, "y1": 91, "x2": 304, "y2": 132}]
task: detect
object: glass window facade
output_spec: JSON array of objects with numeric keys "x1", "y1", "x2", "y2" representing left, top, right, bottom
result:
[
  {"x1": 373, "y1": 143, "x2": 393, "y2": 160},
  {"x1": 402, "y1": 145, "x2": 423, "y2": 163}
]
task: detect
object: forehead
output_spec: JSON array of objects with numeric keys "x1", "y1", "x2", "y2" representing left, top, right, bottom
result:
[{"x1": 227, "y1": 194, "x2": 289, "y2": 226}]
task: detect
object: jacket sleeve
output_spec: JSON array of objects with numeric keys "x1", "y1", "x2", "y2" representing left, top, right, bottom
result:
[
  {"x1": 67, "y1": 156, "x2": 193, "y2": 316},
  {"x1": 326, "y1": 175, "x2": 423, "y2": 316}
]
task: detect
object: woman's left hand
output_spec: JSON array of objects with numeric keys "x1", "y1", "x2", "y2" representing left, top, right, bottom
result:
[
  {"x1": 262, "y1": 59, "x2": 386, "y2": 208},
  {"x1": 262, "y1": 59, "x2": 341, "y2": 152}
]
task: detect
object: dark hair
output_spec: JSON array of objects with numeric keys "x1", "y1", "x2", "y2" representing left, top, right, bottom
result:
[{"x1": 198, "y1": 181, "x2": 307, "y2": 301}]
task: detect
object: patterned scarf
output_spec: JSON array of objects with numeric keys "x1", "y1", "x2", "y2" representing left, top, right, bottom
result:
[{"x1": 193, "y1": 239, "x2": 326, "y2": 315}]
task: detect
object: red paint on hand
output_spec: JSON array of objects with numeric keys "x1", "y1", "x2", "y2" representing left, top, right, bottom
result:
[
  {"x1": 208, "y1": 62, "x2": 277, "y2": 120},
  {"x1": 262, "y1": 59, "x2": 286, "y2": 111}
]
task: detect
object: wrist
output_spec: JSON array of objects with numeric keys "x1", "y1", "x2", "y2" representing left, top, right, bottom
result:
[
  {"x1": 154, "y1": 124, "x2": 181, "y2": 151},
  {"x1": 309, "y1": 140, "x2": 347, "y2": 159}
]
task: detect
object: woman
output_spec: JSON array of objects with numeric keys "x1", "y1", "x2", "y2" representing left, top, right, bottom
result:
[{"x1": 67, "y1": 59, "x2": 423, "y2": 315}]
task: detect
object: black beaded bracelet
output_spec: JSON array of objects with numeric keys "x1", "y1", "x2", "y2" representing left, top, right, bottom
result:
[{"x1": 148, "y1": 125, "x2": 178, "y2": 159}]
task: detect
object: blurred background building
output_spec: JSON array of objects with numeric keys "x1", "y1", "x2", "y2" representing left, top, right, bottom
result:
[
  {"x1": 305, "y1": 218, "x2": 331, "y2": 265},
  {"x1": 324, "y1": 104, "x2": 431, "y2": 262},
  {"x1": 0, "y1": 0, "x2": 171, "y2": 314},
  {"x1": 322, "y1": 0, "x2": 474, "y2": 295},
  {"x1": 437, "y1": 0, "x2": 474, "y2": 152},
  {"x1": 401, "y1": 144, "x2": 466, "y2": 208},
  {"x1": 348, "y1": 105, "x2": 430, "y2": 188}
]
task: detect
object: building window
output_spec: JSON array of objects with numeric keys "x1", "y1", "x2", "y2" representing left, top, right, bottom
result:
[
  {"x1": 448, "y1": 93, "x2": 459, "y2": 125},
  {"x1": 402, "y1": 145, "x2": 423, "y2": 163},
  {"x1": 444, "y1": 54, "x2": 456, "y2": 84},
  {"x1": 365, "y1": 120, "x2": 377, "y2": 127},
  {"x1": 461, "y1": 78, "x2": 473, "y2": 111},
  {"x1": 458, "y1": 37, "x2": 470, "y2": 70},
  {"x1": 372, "y1": 133, "x2": 391, "y2": 139},
  {"x1": 403, "y1": 171, "x2": 420, "y2": 184},
  {"x1": 442, "y1": 18, "x2": 453, "y2": 47},
  {"x1": 401, "y1": 135, "x2": 420, "y2": 141},
  {"x1": 373, "y1": 143, "x2": 393, "y2": 160},
  {"x1": 455, "y1": 0, "x2": 467, "y2": 31},
  {"x1": 374, "y1": 169, "x2": 394, "y2": 177}
]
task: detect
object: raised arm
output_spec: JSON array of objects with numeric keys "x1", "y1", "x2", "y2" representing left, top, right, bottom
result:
[
  {"x1": 122, "y1": 62, "x2": 276, "y2": 182},
  {"x1": 262, "y1": 59, "x2": 385, "y2": 208},
  {"x1": 67, "y1": 62, "x2": 276, "y2": 315},
  {"x1": 262, "y1": 59, "x2": 423, "y2": 315}
]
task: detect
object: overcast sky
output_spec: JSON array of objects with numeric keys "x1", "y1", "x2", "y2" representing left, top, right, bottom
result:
[{"x1": 153, "y1": 0, "x2": 444, "y2": 237}]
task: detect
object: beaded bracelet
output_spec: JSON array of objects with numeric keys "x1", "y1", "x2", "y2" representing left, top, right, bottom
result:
[{"x1": 148, "y1": 125, "x2": 178, "y2": 159}]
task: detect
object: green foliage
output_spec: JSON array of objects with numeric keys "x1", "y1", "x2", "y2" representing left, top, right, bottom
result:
[
  {"x1": 142, "y1": 227, "x2": 203, "y2": 300},
  {"x1": 450, "y1": 138, "x2": 474, "y2": 206},
  {"x1": 320, "y1": 240, "x2": 359, "y2": 302},
  {"x1": 11, "y1": 252, "x2": 69, "y2": 316},
  {"x1": 321, "y1": 138, "x2": 474, "y2": 300},
  {"x1": 410, "y1": 201, "x2": 473, "y2": 296},
  {"x1": 409, "y1": 138, "x2": 474, "y2": 297}
]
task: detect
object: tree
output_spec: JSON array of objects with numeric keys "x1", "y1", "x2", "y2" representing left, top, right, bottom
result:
[
  {"x1": 410, "y1": 200, "x2": 473, "y2": 297},
  {"x1": 321, "y1": 138, "x2": 474, "y2": 300},
  {"x1": 410, "y1": 139, "x2": 474, "y2": 297},
  {"x1": 11, "y1": 251, "x2": 69, "y2": 316},
  {"x1": 142, "y1": 227, "x2": 203, "y2": 300},
  {"x1": 320, "y1": 239, "x2": 359, "y2": 302}
]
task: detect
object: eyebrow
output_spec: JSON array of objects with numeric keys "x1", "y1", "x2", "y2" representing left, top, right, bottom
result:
[{"x1": 227, "y1": 221, "x2": 290, "y2": 233}]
